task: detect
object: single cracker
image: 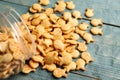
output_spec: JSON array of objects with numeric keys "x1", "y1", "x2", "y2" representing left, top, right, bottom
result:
[
  {"x1": 32, "y1": 3, "x2": 43, "y2": 12},
  {"x1": 53, "y1": 40, "x2": 65, "y2": 51},
  {"x1": 43, "y1": 39, "x2": 53, "y2": 48},
  {"x1": 31, "y1": 55, "x2": 44, "y2": 65},
  {"x1": 44, "y1": 8, "x2": 53, "y2": 16},
  {"x1": 83, "y1": 32, "x2": 94, "y2": 43},
  {"x1": 62, "y1": 12, "x2": 72, "y2": 21},
  {"x1": 64, "y1": 61, "x2": 76, "y2": 72},
  {"x1": 66, "y1": 1, "x2": 75, "y2": 10},
  {"x1": 29, "y1": 7, "x2": 37, "y2": 13},
  {"x1": 53, "y1": 68, "x2": 67, "y2": 78},
  {"x1": 75, "y1": 27, "x2": 87, "y2": 36},
  {"x1": 85, "y1": 8, "x2": 94, "y2": 18},
  {"x1": 29, "y1": 60, "x2": 39, "y2": 69},
  {"x1": 59, "y1": 51, "x2": 72, "y2": 66},
  {"x1": 78, "y1": 22, "x2": 89, "y2": 31},
  {"x1": 81, "y1": 52, "x2": 94, "y2": 64},
  {"x1": 90, "y1": 27, "x2": 103, "y2": 35},
  {"x1": 70, "y1": 33, "x2": 80, "y2": 40},
  {"x1": 61, "y1": 23, "x2": 72, "y2": 31},
  {"x1": 42, "y1": 64, "x2": 56, "y2": 72},
  {"x1": 90, "y1": 18, "x2": 103, "y2": 27},
  {"x1": 72, "y1": 10, "x2": 82, "y2": 19},
  {"x1": 54, "y1": 0, "x2": 66, "y2": 12},
  {"x1": 70, "y1": 50, "x2": 80, "y2": 58},
  {"x1": 65, "y1": 45, "x2": 76, "y2": 53},
  {"x1": 37, "y1": 45, "x2": 46, "y2": 56},
  {"x1": 44, "y1": 51, "x2": 59, "y2": 64},
  {"x1": 76, "y1": 58, "x2": 86, "y2": 70},
  {"x1": 31, "y1": 18, "x2": 41, "y2": 26},
  {"x1": 49, "y1": 14, "x2": 59, "y2": 23},
  {"x1": 68, "y1": 18, "x2": 79, "y2": 27},
  {"x1": 77, "y1": 42, "x2": 87, "y2": 52}
]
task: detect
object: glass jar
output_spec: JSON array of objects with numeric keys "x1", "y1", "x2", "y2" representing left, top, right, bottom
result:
[{"x1": 0, "y1": 9, "x2": 36, "y2": 79}]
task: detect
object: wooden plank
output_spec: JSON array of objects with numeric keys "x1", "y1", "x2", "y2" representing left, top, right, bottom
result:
[{"x1": 2, "y1": 0, "x2": 120, "y2": 26}]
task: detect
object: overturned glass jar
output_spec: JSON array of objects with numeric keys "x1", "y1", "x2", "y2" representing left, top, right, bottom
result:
[{"x1": 0, "y1": 9, "x2": 36, "y2": 79}]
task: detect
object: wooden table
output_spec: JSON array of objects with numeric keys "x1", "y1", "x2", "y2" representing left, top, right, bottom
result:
[{"x1": 0, "y1": 0, "x2": 120, "y2": 80}]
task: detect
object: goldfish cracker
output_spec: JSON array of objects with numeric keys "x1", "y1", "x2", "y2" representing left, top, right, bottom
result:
[
  {"x1": 61, "y1": 23, "x2": 72, "y2": 31},
  {"x1": 29, "y1": 60, "x2": 39, "y2": 69},
  {"x1": 72, "y1": 10, "x2": 82, "y2": 19},
  {"x1": 65, "y1": 45, "x2": 76, "y2": 53},
  {"x1": 29, "y1": 7, "x2": 37, "y2": 13},
  {"x1": 90, "y1": 27, "x2": 103, "y2": 35},
  {"x1": 44, "y1": 8, "x2": 53, "y2": 16},
  {"x1": 40, "y1": 19, "x2": 52, "y2": 28},
  {"x1": 68, "y1": 18, "x2": 79, "y2": 27},
  {"x1": 70, "y1": 33, "x2": 80, "y2": 40},
  {"x1": 78, "y1": 22, "x2": 89, "y2": 31},
  {"x1": 59, "y1": 51, "x2": 72, "y2": 66},
  {"x1": 53, "y1": 40, "x2": 65, "y2": 51},
  {"x1": 76, "y1": 58, "x2": 86, "y2": 70},
  {"x1": 49, "y1": 14, "x2": 59, "y2": 23},
  {"x1": 63, "y1": 12, "x2": 72, "y2": 21},
  {"x1": 51, "y1": 28, "x2": 62, "y2": 35},
  {"x1": 81, "y1": 52, "x2": 94, "y2": 64},
  {"x1": 53, "y1": 68, "x2": 67, "y2": 78},
  {"x1": 54, "y1": 0, "x2": 66, "y2": 12},
  {"x1": 32, "y1": 3, "x2": 43, "y2": 12},
  {"x1": 66, "y1": 1, "x2": 75, "y2": 10},
  {"x1": 44, "y1": 51, "x2": 59, "y2": 64},
  {"x1": 39, "y1": 13, "x2": 48, "y2": 20},
  {"x1": 90, "y1": 18, "x2": 103, "y2": 27},
  {"x1": 70, "y1": 50, "x2": 80, "y2": 58},
  {"x1": 83, "y1": 32, "x2": 94, "y2": 43},
  {"x1": 31, "y1": 18, "x2": 41, "y2": 26},
  {"x1": 31, "y1": 55, "x2": 44, "y2": 65},
  {"x1": 42, "y1": 64, "x2": 56, "y2": 72},
  {"x1": 85, "y1": 8, "x2": 94, "y2": 18},
  {"x1": 77, "y1": 42, "x2": 87, "y2": 52},
  {"x1": 43, "y1": 39, "x2": 53, "y2": 48},
  {"x1": 64, "y1": 61, "x2": 76, "y2": 72}
]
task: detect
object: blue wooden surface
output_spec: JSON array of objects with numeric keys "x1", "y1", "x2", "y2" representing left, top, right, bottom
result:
[{"x1": 0, "y1": 0, "x2": 120, "y2": 80}]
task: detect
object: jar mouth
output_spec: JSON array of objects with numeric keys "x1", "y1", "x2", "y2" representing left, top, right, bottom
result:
[{"x1": 0, "y1": 9, "x2": 36, "y2": 60}]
